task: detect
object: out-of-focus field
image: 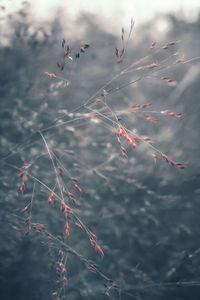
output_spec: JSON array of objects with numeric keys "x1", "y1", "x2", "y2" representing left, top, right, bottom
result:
[{"x1": 1, "y1": 3, "x2": 200, "y2": 300}]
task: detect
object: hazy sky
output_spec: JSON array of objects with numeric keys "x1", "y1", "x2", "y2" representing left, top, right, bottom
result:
[{"x1": 1, "y1": 0, "x2": 200, "y2": 25}]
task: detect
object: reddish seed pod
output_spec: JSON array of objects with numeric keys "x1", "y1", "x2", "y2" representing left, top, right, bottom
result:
[
  {"x1": 90, "y1": 232, "x2": 97, "y2": 240},
  {"x1": 61, "y1": 201, "x2": 65, "y2": 212},
  {"x1": 166, "y1": 41, "x2": 176, "y2": 46},
  {"x1": 52, "y1": 292, "x2": 57, "y2": 297},
  {"x1": 65, "y1": 231, "x2": 70, "y2": 238},
  {"x1": 21, "y1": 206, "x2": 27, "y2": 213},
  {"x1": 171, "y1": 160, "x2": 175, "y2": 166},
  {"x1": 75, "y1": 223, "x2": 82, "y2": 230},
  {"x1": 63, "y1": 276, "x2": 67, "y2": 287},
  {"x1": 147, "y1": 63, "x2": 158, "y2": 69},
  {"x1": 44, "y1": 72, "x2": 56, "y2": 78},
  {"x1": 89, "y1": 267, "x2": 96, "y2": 273},
  {"x1": 64, "y1": 224, "x2": 70, "y2": 238},
  {"x1": 18, "y1": 172, "x2": 24, "y2": 178},
  {"x1": 102, "y1": 274, "x2": 111, "y2": 281},
  {"x1": 65, "y1": 206, "x2": 71, "y2": 212},
  {"x1": 91, "y1": 240, "x2": 96, "y2": 247},
  {"x1": 127, "y1": 137, "x2": 132, "y2": 144},
  {"x1": 25, "y1": 229, "x2": 30, "y2": 235},
  {"x1": 75, "y1": 184, "x2": 82, "y2": 194},
  {"x1": 177, "y1": 113, "x2": 185, "y2": 118},
  {"x1": 66, "y1": 213, "x2": 71, "y2": 219},
  {"x1": 122, "y1": 152, "x2": 127, "y2": 158},
  {"x1": 72, "y1": 177, "x2": 78, "y2": 182},
  {"x1": 21, "y1": 163, "x2": 31, "y2": 169},
  {"x1": 26, "y1": 217, "x2": 30, "y2": 225},
  {"x1": 57, "y1": 62, "x2": 61, "y2": 69},
  {"x1": 137, "y1": 65, "x2": 145, "y2": 70},
  {"x1": 137, "y1": 64, "x2": 158, "y2": 70},
  {"x1": 150, "y1": 118, "x2": 158, "y2": 122},
  {"x1": 64, "y1": 224, "x2": 69, "y2": 231},
  {"x1": 36, "y1": 223, "x2": 46, "y2": 230},
  {"x1": 180, "y1": 165, "x2": 186, "y2": 169},
  {"x1": 177, "y1": 58, "x2": 183, "y2": 63},
  {"x1": 162, "y1": 41, "x2": 176, "y2": 49},
  {"x1": 13, "y1": 226, "x2": 19, "y2": 231},
  {"x1": 88, "y1": 260, "x2": 96, "y2": 265},
  {"x1": 116, "y1": 125, "x2": 124, "y2": 136},
  {"x1": 97, "y1": 245, "x2": 104, "y2": 259},
  {"x1": 162, "y1": 155, "x2": 169, "y2": 162}
]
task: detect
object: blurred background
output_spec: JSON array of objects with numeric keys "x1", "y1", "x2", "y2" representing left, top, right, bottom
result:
[{"x1": 0, "y1": 1, "x2": 200, "y2": 299}]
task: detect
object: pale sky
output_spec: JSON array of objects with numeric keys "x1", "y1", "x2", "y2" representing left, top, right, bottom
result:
[
  {"x1": 1, "y1": 0, "x2": 200, "y2": 35},
  {"x1": 1, "y1": 0, "x2": 200, "y2": 22}
]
